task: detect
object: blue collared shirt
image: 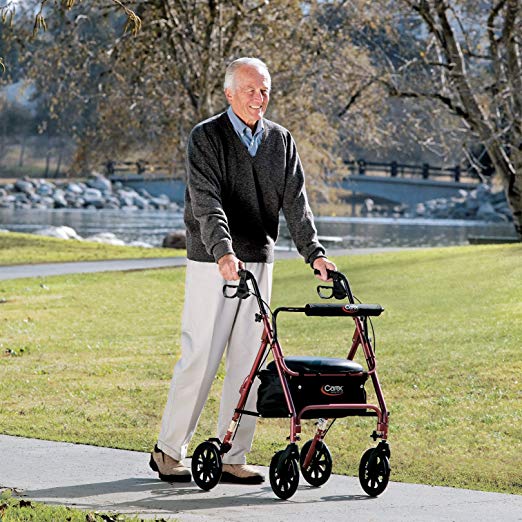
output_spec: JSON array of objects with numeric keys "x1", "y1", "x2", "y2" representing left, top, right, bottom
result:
[{"x1": 227, "y1": 106, "x2": 264, "y2": 157}]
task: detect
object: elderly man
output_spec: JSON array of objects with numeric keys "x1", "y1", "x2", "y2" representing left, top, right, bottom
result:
[{"x1": 150, "y1": 57, "x2": 336, "y2": 484}]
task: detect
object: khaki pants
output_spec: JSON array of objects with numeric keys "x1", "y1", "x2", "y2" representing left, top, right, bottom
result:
[{"x1": 158, "y1": 260, "x2": 273, "y2": 464}]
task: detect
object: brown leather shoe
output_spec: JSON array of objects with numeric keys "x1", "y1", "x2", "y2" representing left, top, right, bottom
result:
[
  {"x1": 149, "y1": 445, "x2": 191, "y2": 482},
  {"x1": 220, "y1": 464, "x2": 265, "y2": 485}
]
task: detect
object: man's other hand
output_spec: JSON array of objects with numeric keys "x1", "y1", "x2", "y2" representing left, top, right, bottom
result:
[
  {"x1": 312, "y1": 257, "x2": 337, "y2": 282},
  {"x1": 218, "y1": 254, "x2": 245, "y2": 281}
]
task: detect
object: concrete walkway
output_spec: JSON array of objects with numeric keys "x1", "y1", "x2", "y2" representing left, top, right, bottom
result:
[
  {"x1": 1, "y1": 435, "x2": 520, "y2": 521},
  {"x1": 0, "y1": 247, "x2": 417, "y2": 281},
  {"x1": 0, "y1": 257, "x2": 187, "y2": 281}
]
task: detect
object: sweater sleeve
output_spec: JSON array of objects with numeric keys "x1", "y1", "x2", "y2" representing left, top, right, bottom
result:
[
  {"x1": 281, "y1": 134, "x2": 326, "y2": 264},
  {"x1": 186, "y1": 125, "x2": 235, "y2": 262}
]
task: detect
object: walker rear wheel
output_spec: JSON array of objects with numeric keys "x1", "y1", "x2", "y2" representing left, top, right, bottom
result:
[
  {"x1": 358, "y1": 447, "x2": 390, "y2": 497},
  {"x1": 269, "y1": 450, "x2": 299, "y2": 499},
  {"x1": 299, "y1": 440, "x2": 332, "y2": 487},
  {"x1": 192, "y1": 441, "x2": 222, "y2": 491}
]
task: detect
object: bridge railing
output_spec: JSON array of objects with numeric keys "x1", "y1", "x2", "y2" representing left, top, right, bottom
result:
[
  {"x1": 103, "y1": 158, "x2": 481, "y2": 184},
  {"x1": 104, "y1": 160, "x2": 175, "y2": 177},
  {"x1": 346, "y1": 160, "x2": 480, "y2": 183}
]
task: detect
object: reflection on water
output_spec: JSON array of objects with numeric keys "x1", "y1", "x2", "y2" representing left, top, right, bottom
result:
[
  {"x1": 0, "y1": 208, "x2": 185, "y2": 246},
  {"x1": 0, "y1": 208, "x2": 517, "y2": 248},
  {"x1": 313, "y1": 216, "x2": 517, "y2": 249}
]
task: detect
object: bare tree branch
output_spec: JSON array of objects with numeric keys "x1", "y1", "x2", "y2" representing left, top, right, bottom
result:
[
  {"x1": 462, "y1": 145, "x2": 488, "y2": 183},
  {"x1": 382, "y1": 79, "x2": 469, "y2": 119},
  {"x1": 338, "y1": 79, "x2": 377, "y2": 118}
]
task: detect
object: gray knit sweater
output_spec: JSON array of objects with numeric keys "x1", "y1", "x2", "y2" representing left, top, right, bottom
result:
[{"x1": 184, "y1": 111, "x2": 325, "y2": 264}]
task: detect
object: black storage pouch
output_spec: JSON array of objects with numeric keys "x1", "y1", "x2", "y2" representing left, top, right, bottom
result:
[{"x1": 257, "y1": 368, "x2": 368, "y2": 419}]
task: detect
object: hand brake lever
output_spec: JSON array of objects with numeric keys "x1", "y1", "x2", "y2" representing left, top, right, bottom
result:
[
  {"x1": 314, "y1": 269, "x2": 349, "y2": 300},
  {"x1": 222, "y1": 270, "x2": 250, "y2": 299}
]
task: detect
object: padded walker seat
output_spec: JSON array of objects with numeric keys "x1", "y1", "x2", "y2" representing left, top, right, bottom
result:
[
  {"x1": 268, "y1": 356, "x2": 365, "y2": 375},
  {"x1": 259, "y1": 357, "x2": 369, "y2": 419}
]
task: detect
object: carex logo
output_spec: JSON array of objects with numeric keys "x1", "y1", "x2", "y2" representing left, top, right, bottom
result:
[{"x1": 321, "y1": 384, "x2": 344, "y2": 396}]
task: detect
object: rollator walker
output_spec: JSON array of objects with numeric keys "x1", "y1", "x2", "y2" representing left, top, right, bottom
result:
[{"x1": 191, "y1": 268, "x2": 391, "y2": 499}]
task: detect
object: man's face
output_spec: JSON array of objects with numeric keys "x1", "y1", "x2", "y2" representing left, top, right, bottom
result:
[{"x1": 225, "y1": 65, "x2": 270, "y2": 129}]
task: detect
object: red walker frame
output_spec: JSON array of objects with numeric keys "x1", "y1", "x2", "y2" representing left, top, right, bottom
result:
[{"x1": 191, "y1": 268, "x2": 391, "y2": 499}]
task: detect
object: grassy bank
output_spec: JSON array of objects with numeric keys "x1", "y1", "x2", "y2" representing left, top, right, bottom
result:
[
  {"x1": 0, "y1": 489, "x2": 169, "y2": 521},
  {"x1": 0, "y1": 244, "x2": 520, "y2": 494},
  {"x1": 0, "y1": 231, "x2": 184, "y2": 265}
]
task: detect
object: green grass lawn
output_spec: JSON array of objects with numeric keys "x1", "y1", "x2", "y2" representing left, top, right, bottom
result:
[
  {"x1": 0, "y1": 231, "x2": 185, "y2": 265},
  {"x1": 0, "y1": 489, "x2": 170, "y2": 521},
  {"x1": 0, "y1": 244, "x2": 521, "y2": 495}
]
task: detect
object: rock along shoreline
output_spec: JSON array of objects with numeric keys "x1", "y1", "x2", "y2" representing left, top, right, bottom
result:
[
  {"x1": 0, "y1": 174, "x2": 182, "y2": 213},
  {"x1": 0, "y1": 173, "x2": 189, "y2": 248},
  {"x1": 361, "y1": 183, "x2": 513, "y2": 223}
]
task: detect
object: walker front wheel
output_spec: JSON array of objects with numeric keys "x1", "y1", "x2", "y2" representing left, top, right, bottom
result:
[
  {"x1": 269, "y1": 450, "x2": 299, "y2": 500},
  {"x1": 192, "y1": 441, "x2": 222, "y2": 491},
  {"x1": 299, "y1": 439, "x2": 332, "y2": 487},
  {"x1": 358, "y1": 447, "x2": 390, "y2": 497}
]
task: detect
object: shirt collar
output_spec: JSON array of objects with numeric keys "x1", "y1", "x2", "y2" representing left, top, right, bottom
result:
[{"x1": 227, "y1": 106, "x2": 264, "y2": 138}]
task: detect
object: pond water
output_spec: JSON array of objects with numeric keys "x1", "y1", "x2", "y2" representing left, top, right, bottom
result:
[{"x1": 0, "y1": 208, "x2": 517, "y2": 249}]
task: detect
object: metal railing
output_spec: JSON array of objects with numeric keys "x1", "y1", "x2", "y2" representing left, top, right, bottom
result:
[
  {"x1": 345, "y1": 160, "x2": 480, "y2": 183},
  {"x1": 103, "y1": 158, "x2": 482, "y2": 184},
  {"x1": 104, "y1": 160, "x2": 175, "y2": 178}
]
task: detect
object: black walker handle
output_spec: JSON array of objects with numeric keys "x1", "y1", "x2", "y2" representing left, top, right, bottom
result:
[
  {"x1": 222, "y1": 269, "x2": 270, "y2": 316},
  {"x1": 222, "y1": 269, "x2": 251, "y2": 299},
  {"x1": 314, "y1": 269, "x2": 355, "y2": 303}
]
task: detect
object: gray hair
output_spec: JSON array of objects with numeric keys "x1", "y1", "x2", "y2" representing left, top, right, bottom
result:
[{"x1": 223, "y1": 57, "x2": 271, "y2": 92}]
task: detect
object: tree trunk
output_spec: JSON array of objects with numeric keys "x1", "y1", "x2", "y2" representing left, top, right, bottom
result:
[
  {"x1": 70, "y1": 142, "x2": 92, "y2": 177},
  {"x1": 506, "y1": 173, "x2": 522, "y2": 239},
  {"x1": 54, "y1": 146, "x2": 63, "y2": 178},
  {"x1": 44, "y1": 147, "x2": 51, "y2": 178},
  {"x1": 490, "y1": 145, "x2": 522, "y2": 239},
  {"x1": 18, "y1": 137, "x2": 26, "y2": 167},
  {"x1": 502, "y1": 153, "x2": 522, "y2": 240},
  {"x1": 0, "y1": 112, "x2": 6, "y2": 167}
]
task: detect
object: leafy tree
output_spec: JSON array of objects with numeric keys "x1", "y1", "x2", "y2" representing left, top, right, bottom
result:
[
  {"x1": 99, "y1": 0, "x2": 382, "y2": 185},
  {"x1": 339, "y1": 0, "x2": 521, "y2": 236},
  {"x1": 11, "y1": 0, "x2": 382, "y2": 198}
]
